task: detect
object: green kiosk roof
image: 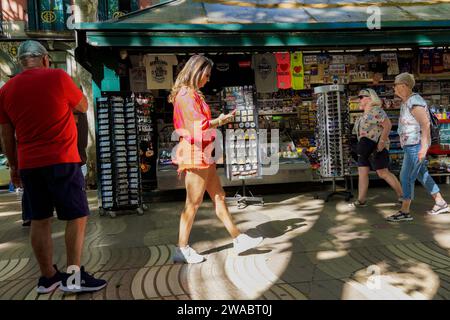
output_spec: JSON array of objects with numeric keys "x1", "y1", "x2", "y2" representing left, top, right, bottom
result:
[{"x1": 75, "y1": 0, "x2": 450, "y2": 48}]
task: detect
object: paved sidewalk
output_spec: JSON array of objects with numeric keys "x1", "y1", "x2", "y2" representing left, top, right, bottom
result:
[{"x1": 0, "y1": 185, "x2": 449, "y2": 300}]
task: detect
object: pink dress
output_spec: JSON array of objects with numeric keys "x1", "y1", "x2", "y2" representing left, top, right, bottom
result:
[{"x1": 172, "y1": 87, "x2": 215, "y2": 174}]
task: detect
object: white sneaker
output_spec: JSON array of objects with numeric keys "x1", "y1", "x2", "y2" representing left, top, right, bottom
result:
[
  {"x1": 233, "y1": 234, "x2": 263, "y2": 255},
  {"x1": 173, "y1": 246, "x2": 205, "y2": 264}
]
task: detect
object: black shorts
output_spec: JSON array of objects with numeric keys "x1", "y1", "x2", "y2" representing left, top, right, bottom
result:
[
  {"x1": 20, "y1": 163, "x2": 90, "y2": 221},
  {"x1": 357, "y1": 137, "x2": 390, "y2": 170}
]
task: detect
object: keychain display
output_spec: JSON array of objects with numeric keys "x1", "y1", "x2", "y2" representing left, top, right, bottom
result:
[
  {"x1": 223, "y1": 86, "x2": 261, "y2": 180},
  {"x1": 136, "y1": 93, "x2": 155, "y2": 174}
]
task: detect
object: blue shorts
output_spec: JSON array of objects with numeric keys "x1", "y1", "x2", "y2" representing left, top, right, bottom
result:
[{"x1": 20, "y1": 163, "x2": 90, "y2": 221}]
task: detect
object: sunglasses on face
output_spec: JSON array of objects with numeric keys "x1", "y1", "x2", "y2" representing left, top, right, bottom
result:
[{"x1": 358, "y1": 95, "x2": 369, "y2": 99}]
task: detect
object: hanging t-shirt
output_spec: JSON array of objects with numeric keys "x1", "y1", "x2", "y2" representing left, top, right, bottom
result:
[
  {"x1": 116, "y1": 57, "x2": 132, "y2": 77},
  {"x1": 275, "y1": 52, "x2": 291, "y2": 89},
  {"x1": 419, "y1": 50, "x2": 433, "y2": 74},
  {"x1": 444, "y1": 52, "x2": 450, "y2": 71},
  {"x1": 291, "y1": 52, "x2": 305, "y2": 90},
  {"x1": 129, "y1": 67, "x2": 148, "y2": 93},
  {"x1": 252, "y1": 53, "x2": 278, "y2": 93},
  {"x1": 130, "y1": 55, "x2": 144, "y2": 68},
  {"x1": 205, "y1": 54, "x2": 254, "y2": 91},
  {"x1": 143, "y1": 54, "x2": 178, "y2": 90},
  {"x1": 208, "y1": 54, "x2": 238, "y2": 89},
  {"x1": 432, "y1": 49, "x2": 444, "y2": 73}
]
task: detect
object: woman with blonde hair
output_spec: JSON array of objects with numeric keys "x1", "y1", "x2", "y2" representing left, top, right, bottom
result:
[
  {"x1": 169, "y1": 55, "x2": 263, "y2": 263},
  {"x1": 351, "y1": 88, "x2": 403, "y2": 208}
]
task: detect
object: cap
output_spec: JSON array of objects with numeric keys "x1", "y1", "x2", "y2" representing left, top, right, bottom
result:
[
  {"x1": 395, "y1": 72, "x2": 415, "y2": 89},
  {"x1": 358, "y1": 89, "x2": 370, "y2": 97},
  {"x1": 18, "y1": 40, "x2": 48, "y2": 60}
]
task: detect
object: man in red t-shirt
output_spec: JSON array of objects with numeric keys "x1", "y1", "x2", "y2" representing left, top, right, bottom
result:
[{"x1": 0, "y1": 40, "x2": 106, "y2": 294}]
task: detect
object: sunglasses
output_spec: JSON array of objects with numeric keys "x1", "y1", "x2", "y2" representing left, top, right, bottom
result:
[{"x1": 358, "y1": 95, "x2": 369, "y2": 99}]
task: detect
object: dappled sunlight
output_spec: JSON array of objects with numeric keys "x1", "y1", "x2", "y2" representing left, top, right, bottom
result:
[
  {"x1": 185, "y1": 195, "x2": 324, "y2": 299},
  {"x1": 343, "y1": 262, "x2": 440, "y2": 299},
  {"x1": 424, "y1": 214, "x2": 450, "y2": 250},
  {"x1": 0, "y1": 62, "x2": 13, "y2": 75},
  {"x1": 373, "y1": 202, "x2": 399, "y2": 208},
  {"x1": 0, "y1": 241, "x2": 18, "y2": 251},
  {"x1": 0, "y1": 210, "x2": 21, "y2": 218},
  {"x1": 325, "y1": 203, "x2": 371, "y2": 251},
  {"x1": 316, "y1": 250, "x2": 348, "y2": 260},
  {"x1": 222, "y1": 252, "x2": 288, "y2": 300},
  {"x1": 50, "y1": 231, "x2": 65, "y2": 240},
  {"x1": 1, "y1": 185, "x2": 448, "y2": 299}
]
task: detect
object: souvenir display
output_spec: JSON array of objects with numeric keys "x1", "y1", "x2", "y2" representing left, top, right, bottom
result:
[
  {"x1": 222, "y1": 86, "x2": 261, "y2": 180},
  {"x1": 314, "y1": 85, "x2": 352, "y2": 178},
  {"x1": 136, "y1": 94, "x2": 155, "y2": 175},
  {"x1": 96, "y1": 94, "x2": 143, "y2": 215}
]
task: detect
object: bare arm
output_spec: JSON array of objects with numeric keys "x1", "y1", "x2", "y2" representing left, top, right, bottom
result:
[
  {"x1": 209, "y1": 110, "x2": 236, "y2": 128},
  {"x1": 380, "y1": 117, "x2": 392, "y2": 143},
  {"x1": 73, "y1": 95, "x2": 88, "y2": 113},
  {"x1": 376, "y1": 116, "x2": 392, "y2": 152},
  {"x1": 411, "y1": 106, "x2": 430, "y2": 161},
  {"x1": 0, "y1": 123, "x2": 20, "y2": 186}
]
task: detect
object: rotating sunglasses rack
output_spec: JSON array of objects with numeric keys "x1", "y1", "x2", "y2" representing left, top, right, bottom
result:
[{"x1": 314, "y1": 85, "x2": 354, "y2": 202}]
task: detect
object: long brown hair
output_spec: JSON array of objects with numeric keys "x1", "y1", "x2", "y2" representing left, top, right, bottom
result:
[{"x1": 168, "y1": 54, "x2": 213, "y2": 103}]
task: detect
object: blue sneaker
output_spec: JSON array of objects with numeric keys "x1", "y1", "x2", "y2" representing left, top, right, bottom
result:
[
  {"x1": 36, "y1": 265, "x2": 64, "y2": 294},
  {"x1": 60, "y1": 266, "x2": 107, "y2": 293}
]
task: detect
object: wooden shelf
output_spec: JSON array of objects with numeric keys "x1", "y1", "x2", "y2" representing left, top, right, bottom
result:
[
  {"x1": 259, "y1": 112, "x2": 298, "y2": 116},
  {"x1": 417, "y1": 73, "x2": 450, "y2": 80},
  {"x1": 349, "y1": 109, "x2": 400, "y2": 113}
]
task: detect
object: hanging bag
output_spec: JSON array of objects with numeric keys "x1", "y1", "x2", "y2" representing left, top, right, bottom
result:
[{"x1": 428, "y1": 107, "x2": 440, "y2": 145}]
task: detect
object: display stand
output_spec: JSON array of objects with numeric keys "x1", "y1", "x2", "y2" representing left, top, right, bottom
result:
[
  {"x1": 313, "y1": 85, "x2": 353, "y2": 202},
  {"x1": 227, "y1": 180, "x2": 264, "y2": 209},
  {"x1": 222, "y1": 86, "x2": 264, "y2": 209},
  {"x1": 95, "y1": 92, "x2": 147, "y2": 218},
  {"x1": 317, "y1": 176, "x2": 354, "y2": 202}
]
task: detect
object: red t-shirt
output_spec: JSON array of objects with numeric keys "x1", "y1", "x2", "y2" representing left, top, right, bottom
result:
[
  {"x1": 275, "y1": 52, "x2": 292, "y2": 89},
  {"x1": 0, "y1": 68, "x2": 83, "y2": 169}
]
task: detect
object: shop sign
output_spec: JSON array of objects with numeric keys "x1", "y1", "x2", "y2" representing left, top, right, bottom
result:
[
  {"x1": 9, "y1": 46, "x2": 18, "y2": 57},
  {"x1": 41, "y1": 10, "x2": 57, "y2": 23},
  {"x1": 0, "y1": 42, "x2": 20, "y2": 61},
  {"x1": 113, "y1": 11, "x2": 126, "y2": 19}
]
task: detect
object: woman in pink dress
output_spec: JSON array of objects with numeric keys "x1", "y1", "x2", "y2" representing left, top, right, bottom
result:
[{"x1": 169, "y1": 55, "x2": 263, "y2": 263}]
